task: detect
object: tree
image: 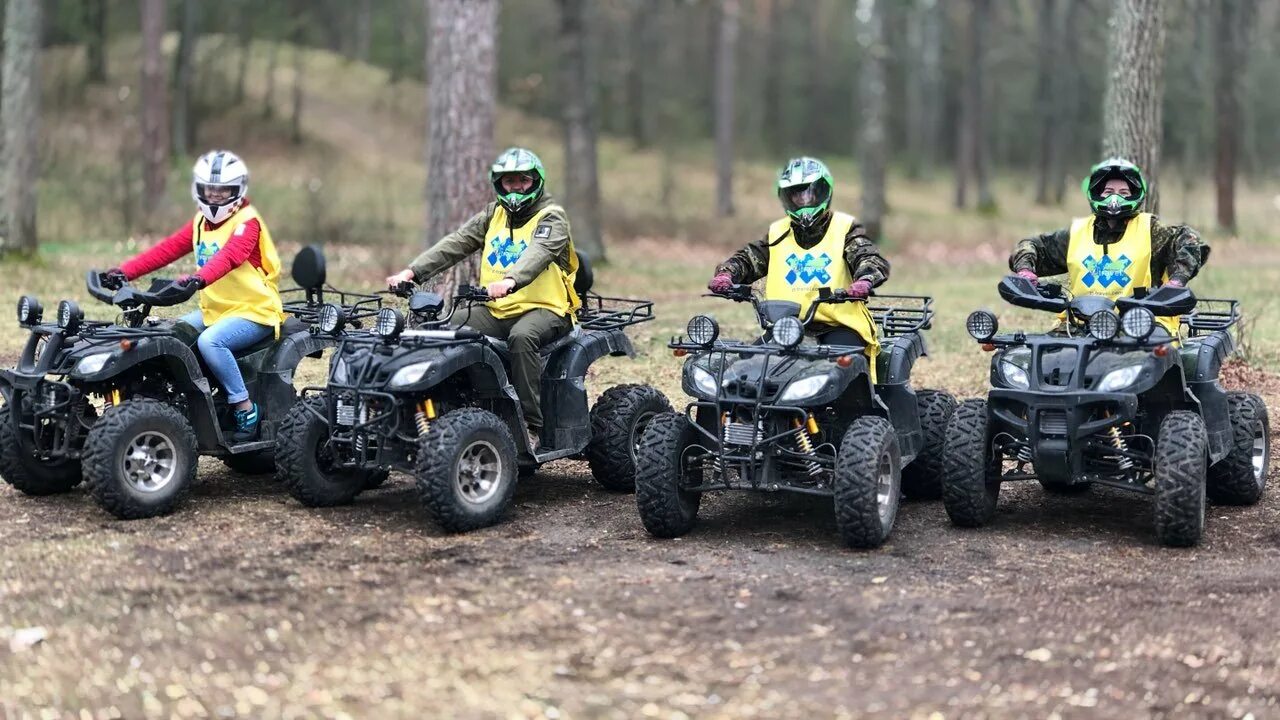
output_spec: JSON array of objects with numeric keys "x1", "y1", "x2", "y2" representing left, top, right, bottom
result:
[
  {"x1": 355, "y1": 0, "x2": 373, "y2": 63},
  {"x1": 423, "y1": 0, "x2": 497, "y2": 298},
  {"x1": 1053, "y1": 0, "x2": 1084, "y2": 205},
  {"x1": 290, "y1": 21, "x2": 305, "y2": 145},
  {"x1": 626, "y1": 0, "x2": 654, "y2": 149},
  {"x1": 84, "y1": 0, "x2": 107, "y2": 84},
  {"x1": 761, "y1": 0, "x2": 786, "y2": 153},
  {"x1": 559, "y1": 0, "x2": 606, "y2": 262},
  {"x1": 172, "y1": 0, "x2": 199, "y2": 157},
  {"x1": 954, "y1": 0, "x2": 994, "y2": 211},
  {"x1": 1213, "y1": 0, "x2": 1257, "y2": 232},
  {"x1": 1102, "y1": 0, "x2": 1166, "y2": 212},
  {"x1": 140, "y1": 0, "x2": 169, "y2": 224},
  {"x1": 1033, "y1": 0, "x2": 1060, "y2": 205},
  {"x1": 857, "y1": 0, "x2": 887, "y2": 240},
  {"x1": 904, "y1": 0, "x2": 942, "y2": 178},
  {"x1": 714, "y1": 0, "x2": 740, "y2": 218},
  {"x1": 0, "y1": 0, "x2": 41, "y2": 254}
]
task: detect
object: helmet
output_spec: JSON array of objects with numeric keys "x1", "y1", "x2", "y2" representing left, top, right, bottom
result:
[
  {"x1": 490, "y1": 147, "x2": 546, "y2": 215},
  {"x1": 777, "y1": 157, "x2": 833, "y2": 229},
  {"x1": 191, "y1": 150, "x2": 249, "y2": 225},
  {"x1": 1082, "y1": 157, "x2": 1146, "y2": 221}
]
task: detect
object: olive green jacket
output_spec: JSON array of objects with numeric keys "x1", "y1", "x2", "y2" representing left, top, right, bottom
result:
[
  {"x1": 1009, "y1": 215, "x2": 1209, "y2": 284},
  {"x1": 714, "y1": 213, "x2": 891, "y2": 286}
]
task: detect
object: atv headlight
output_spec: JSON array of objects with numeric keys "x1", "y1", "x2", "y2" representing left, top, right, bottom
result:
[
  {"x1": 686, "y1": 315, "x2": 719, "y2": 346},
  {"x1": 689, "y1": 365, "x2": 719, "y2": 397},
  {"x1": 1087, "y1": 310, "x2": 1119, "y2": 341},
  {"x1": 771, "y1": 316, "x2": 804, "y2": 348},
  {"x1": 17, "y1": 295, "x2": 42, "y2": 326},
  {"x1": 778, "y1": 374, "x2": 831, "y2": 403},
  {"x1": 966, "y1": 310, "x2": 998, "y2": 341},
  {"x1": 389, "y1": 361, "x2": 433, "y2": 388},
  {"x1": 318, "y1": 303, "x2": 345, "y2": 335},
  {"x1": 1096, "y1": 363, "x2": 1144, "y2": 392},
  {"x1": 375, "y1": 307, "x2": 405, "y2": 340},
  {"x1": 999, "y1": 360, "x2": 1030, "y2": 389},
  {"x1": 1121, "y1": 307, "x2": 1155, "y2": 340},
  {"x1": 57, "y1": 300, "x2": 83, "y2": 334},
  {"x1": 76, "y1": 352, "x2": 113, "y2": 375}
]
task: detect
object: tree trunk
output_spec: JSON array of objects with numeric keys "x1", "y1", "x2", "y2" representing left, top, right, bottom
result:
[
  {"x1": 263, "y1": 41, "x2": 279, "y2": 118},
  {"x1": 1052, "y1": 0, "x2": 1083, "y2": 205},
  {"x1": 626, "y1": 0, "x2": 653, "y2": 149},
  {"x1": 954, "y1": 1, "x2": 976, "y2": 208},
  {"x1": 172, "y1": 0, "x2": 199, "y2": 158},
  {"x1": 762, "y1": 0, "x2": 785, "y2": 153},
  {"x1": 857, "y1": 0, "x2": 887, "y2": 240},
  {"x1": 1212, "y1": 0, "x2": 1255, "y2": 232},
  {"x1": 234, "y1": 4, "x2": 253, "y2": 104},
  {"x1": 714, "y1": 0, "x2": 739, "y2": 218},
  {"x1": 558, "y1": 0, "x2": 606, "y2": 262},
  {"x1": 972, "y1": 0, "x2": 995, "y2": 212},
  {"x1": 84, "y1": 0, "x2": 107, "y2": 83},
  {"x1": 140, "y1": 0, "x2": 169, "y2": 226},
  {"x1": 1033, "y1": 0, "x2": 1059, "y2": 205},
  {"x1": 354, "y1": 0, "x2": 373, "y2": 63},
  {"x1": 905, "y1": 0, "x2": 941, "y2": 178},
  {"x1": 1102, "y1": 0, "x2": 1166, "y2": 213},
  {"x1": 0, "y1": 0, "x2": 41, "y2": 254},
  {"x1": 290, "y1": 35, "x2": 304, "y2": 145},
  {"x1": 424, "y1": 0, "x2": 497, "y2": 299}
]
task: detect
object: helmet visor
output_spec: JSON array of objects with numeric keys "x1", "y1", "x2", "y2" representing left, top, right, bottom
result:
[
  {"x1": 196, "y1": 183, "x2": 242, "y2": 206},
  {"x1": 1087, "y1": 168, "x2": 1142, "y2": 202},
  {"x1": 779, "y1": 179, "x2": 832, "y2": 217}
]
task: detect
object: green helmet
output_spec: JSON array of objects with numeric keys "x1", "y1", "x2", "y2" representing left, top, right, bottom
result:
[
  {"x1": 490, "y1": 147, "x2": 546, "y2": 215},
  {"x1": 777, "y1": 157, "x2": 834, "y2": 229},
  {"x1": 1082, "y1": 157, "x2": 1147, "y2": 220}
]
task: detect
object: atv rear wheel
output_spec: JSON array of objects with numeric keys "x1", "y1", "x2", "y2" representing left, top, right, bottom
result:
[
  {"x1": 414, "y1": 408, "x2": 518, "y2": 532},
  {"x1": 1153, "y1": 411, "x2": 1209, "y2": 547},
  {"x1": 221, "y1": 449, "x2": 276, "y2": 476},
  {"x1": 586, "y1": 384, "x2": 673, "y2": 492},
  {"x1": 1207, "y1": 392, "x2": 1269, "y2": 505},
  {"x1": 276, "y1": 399, "x2": 377, "y2": 507},
  {"x1": 901, "y1": 389, "x2": 957, "y2": 499},
  {"x1": 833, "y1": 416, "x2": 902, "y2": 549},
  {"x1": 82, "y1": 399, "x2": 198, "y2": 519},
  {"x1": 0, "y1": 401, "x2": 83, "y2": 495},
  {"x1": 634, "y1": 412, "x2": 702, "y2": 538},
  {"x1": 942, "y1": 399, "x2": 1001, "y2": 527}
]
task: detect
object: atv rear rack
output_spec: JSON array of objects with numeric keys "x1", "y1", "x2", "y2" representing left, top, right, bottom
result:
[
  {"x1": 867, "y1": 294, "x2": 934, "y2": 336},
  {"x1": 1182, "y1": 298, "x2": 1240, "y2": 338},
  {"x1": 577, "y1": 293, "x2": 655, "y2": 331}
]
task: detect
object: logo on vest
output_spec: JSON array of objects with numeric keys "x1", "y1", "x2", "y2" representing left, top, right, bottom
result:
[
  {"x1": 784, "y1": 252, "x2": 833, "y2": 285},
  {"x1": 486, "y1": 236, "x2": 527, "y2": 268},
  {"x1": 1080, "y1": 254, "x2": 1133, "y2": 289},
  {"x1": 196, "y1": 239, "x2": 220, "y2": 268}
]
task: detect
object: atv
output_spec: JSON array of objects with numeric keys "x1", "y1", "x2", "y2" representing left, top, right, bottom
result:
[
  {"x1": 276, "y1": 267, "x2": 670, "y2": 532},
  {"x1": 0, "y1": 246, "x2": 380, "y2": 519},
  {"x1": 634, "y1": 284, "x2": 955, "y2": 549},
  {"x1": 943, "y1": 275, "x2": 1270, "y2": 547}
]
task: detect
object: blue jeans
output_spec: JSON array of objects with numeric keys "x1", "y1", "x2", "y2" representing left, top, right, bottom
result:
[{"x1": 180, "y1": 311, "x2": 274, "y2": 404}]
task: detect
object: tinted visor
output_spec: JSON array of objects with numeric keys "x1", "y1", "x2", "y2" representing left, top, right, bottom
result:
[
  {"x1": 779, "y1": 179, "x2": 832, "y2": 215},
  {"x1": 196, "y1": 183, "x2": 241, "y2": 205},
  {"x1": 1087, "y1": 168, "x2": 1141, "y2": 201}
]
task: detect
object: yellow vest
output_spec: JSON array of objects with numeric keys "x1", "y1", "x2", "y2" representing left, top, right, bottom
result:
[
  {"x1": 1066, "y1": 213, "x2": 1179, "y2": 336},
  {"x1": 192, "y1": 204, "x2": 285, "y2": 332},
  {"x1": 478, "y1": 204, "x2": 581, "y2": 320},
  {"x1": 763, "y1": 212, "x2": 880, "y2": 372}
]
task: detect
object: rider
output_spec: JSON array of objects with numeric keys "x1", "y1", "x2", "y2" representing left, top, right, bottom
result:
[
  {"x1": 1009, "y1": 157, "x2": 1209, "y2": 335},
  {"x1": 385, "y1": 147, "x2": 580, "y2": 447},
  {"x1": 707, "y1": 156, "x2": 888, "y2": 372},
  {"x1": 107, "y1": 150, "x2": 284, "y2": 442}
]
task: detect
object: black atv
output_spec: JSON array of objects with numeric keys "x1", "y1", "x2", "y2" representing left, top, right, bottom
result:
[
  {"x1": 634, "y1": 284, "x2": 955, "y2": 549},
  {"x1": 944, "y1": 275, "x2": 1270, "y2": 546},
  {"x1": 276, "y1": 271, "x2": 670, "y2": 532},
  {"x1": 0, "y1": 246, "x2": 380, "y2": 519}
]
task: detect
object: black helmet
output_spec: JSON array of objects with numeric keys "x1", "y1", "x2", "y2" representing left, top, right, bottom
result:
[{"x1": 1083, "y1": 157, "x2": 1146, "y2": 221}]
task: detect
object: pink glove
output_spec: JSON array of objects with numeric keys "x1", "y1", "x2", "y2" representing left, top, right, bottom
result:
[
  {"x1": 847, "y1": 279, "x2": 872, "y2": 299},
  {"x1": 708, "y1": 273, "x2": 734, "y2": 293},
  {"x1": 1164, "y1": 278, "x2": 1185, "y2": 288},
  {"x1": 1016, "y1": 269, "x2": 1039, "y2": 285}
]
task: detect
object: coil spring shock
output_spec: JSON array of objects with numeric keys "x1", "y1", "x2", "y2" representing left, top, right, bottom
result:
[
  {"x1": 355, "y1": 403, "x2": 368, "y2": 457},
  {"x1": 1107, "y1": 426, "x2": 1134, "y2": 470},
  {"x1": 415, "y1": 399, "x2": 436, "y2": 437},
  {"x1": 1017, "y1": 445, "x2": 1033, "y2": 464},
  {"x1": 793, "y1": 417, "x2": 823, "y2": 477}
]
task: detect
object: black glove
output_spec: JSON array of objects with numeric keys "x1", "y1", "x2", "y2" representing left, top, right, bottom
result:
[
  {"x1": 101, "y1": 268, "x2": 128, "y2": 290},
  {"x1": 172, "y1": 274, "x2": 205, "y2": 301}
]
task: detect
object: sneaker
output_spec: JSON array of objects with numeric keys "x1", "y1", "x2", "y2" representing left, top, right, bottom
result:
[
  {"x1": 527, "y1": 425, "x2": 542, "y2": 452},
  {"x1": 231, "y1": 402, "x2": 260, "y2": 443}
]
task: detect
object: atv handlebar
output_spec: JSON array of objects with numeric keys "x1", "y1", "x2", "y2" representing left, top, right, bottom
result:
[
  {"x1": 706, "y1": 283, "x2": 868, "y2": 326},
  {"x1": 86, "y1": 270, "x2": 194, "y2": 309}
]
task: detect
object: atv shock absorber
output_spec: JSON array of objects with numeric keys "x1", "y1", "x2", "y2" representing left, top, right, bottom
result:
[
  {"x1": 415, "y1": 399, "x2": 436, "y2": 437},
  {"x1": 792, "y1": 416, "x2": 824, "y2": 477},
  {"x1": 355, "y1": 402, "x2": 369, "y2": 457},
  {"x1": 1107, "y1": 426, "x2": 1134, "y2": 471}
]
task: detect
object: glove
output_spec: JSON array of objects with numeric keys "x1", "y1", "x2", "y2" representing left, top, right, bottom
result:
[
  {"x1": 1016, "y1": 269, "x2": 1039, "y2": 285},
  {"x1": 101, "y1": 268, "x2": 128, "y2": 290},
  {"x1": 707, "y1": 273, "x2": 734, "y2": 294},
  {"x1": 177, "y1": 274, "x2": 206, "y2": 290},
  {"x1": 1164, "y1": 278, "x2": 1185, "y2": 288},
  {"x1": 847, "y1": 278, "x2": 872, "y2": 299}
]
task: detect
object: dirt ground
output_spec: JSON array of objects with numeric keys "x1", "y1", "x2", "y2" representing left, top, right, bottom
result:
[{"x1": 2, "y1": 381, "x2": 1280, "y2": 719}]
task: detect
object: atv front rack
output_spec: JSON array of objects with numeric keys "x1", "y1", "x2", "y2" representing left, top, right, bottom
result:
[
  {"x1": 867, "y1": 294, "x2": 934, "y2": 336},
  {"x1": 1182, "y1": 298, "x2": 1240, "y2": 338},
  {"x1": 577, "y1": 293, "x2": 655, "y2": 332},
  {"x1": 280, "y1": 285, "x2": 384, "y2": 326}
]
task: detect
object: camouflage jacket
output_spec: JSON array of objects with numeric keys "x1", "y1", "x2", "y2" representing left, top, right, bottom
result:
[
  {"x1": 407, "y1": 192, "x2": 572, "y2": 290},
  {"x1": 714, "y1": 214, "x2": 891, "y2": 287},
  {"x1": 1009, "y1": 215, "x2": 1209, "y2": 284}
]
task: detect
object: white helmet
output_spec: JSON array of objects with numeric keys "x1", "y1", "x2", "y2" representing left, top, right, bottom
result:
[{"x1": 191, "y1": 150, "x2": 249, "y2": 225}]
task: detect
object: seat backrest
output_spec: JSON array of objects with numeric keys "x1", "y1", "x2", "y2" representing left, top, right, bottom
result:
[
  {"x1": 291, "y1": 245, "x2": 326, "y2": 289},
  {"x1": 574, "y1": 251, "x2": 594, "y2": 297}
]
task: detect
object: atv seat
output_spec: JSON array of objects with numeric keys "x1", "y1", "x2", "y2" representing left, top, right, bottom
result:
[
  {"x1": 482, "y1": 325, "x2": 584, "y2": 359},
  {"x1": 234, "y1": 316, "x2": 308, "y2": 359}
]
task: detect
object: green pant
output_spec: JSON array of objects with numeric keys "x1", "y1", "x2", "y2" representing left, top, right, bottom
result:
[{"x1": 453, "y1": 305, "x2": 572, "y2": 429}]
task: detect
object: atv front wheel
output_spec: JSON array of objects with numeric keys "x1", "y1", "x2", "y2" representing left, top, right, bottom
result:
[
  {"x1": 0, "y1": 401, "x2": 83, "y2": 495},
  {"x1": 276, "y1": 398, "x2": 376, "y2": 507},
  {"x1": 901, "y1": 389, "x2": 957, "y2": 499},
  {"x1": 1207, "y1": 392, "x2": 1269, "y2": 505},
  {"x1": 586, "y1": 384, "x2": 673, "y2": 492},
  {"x1": 634, "y1": 412, "x2": 702, "y2": 538},
  {"x1": 414, "y1": 408, "x2": 518, "y2": 532},
  {"x1": 1153, "y1": 410, "x2": 1209, "y2": 547},
  {"x1": 941, "y1": 399, "x2": 1001, "y2": 527},
  {"x1": 833, "y1": 416, "x2": 902, "y2": 549},
  {"x1": 82, "y1": 399, "x2": 198, "y2": 519}
]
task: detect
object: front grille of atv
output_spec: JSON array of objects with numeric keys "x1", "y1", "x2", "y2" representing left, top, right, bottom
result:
[
  {"x1": 1040, "y1": 410, "x2": 1067, "y2": 436},
  {"x1": 723, "y1": 422, "x2": 761, "y2": 446}
]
